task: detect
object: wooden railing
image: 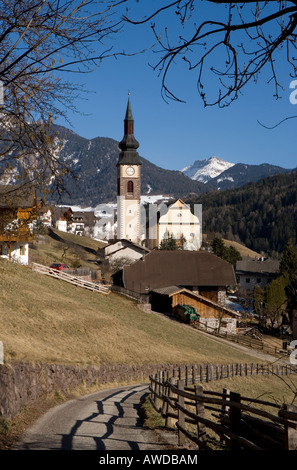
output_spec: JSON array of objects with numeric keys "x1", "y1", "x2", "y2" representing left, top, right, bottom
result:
[
  {"x1": 149, "y1": 364, "x2": 297, "y2": 450},
  {"x1": 193, "y1": 322, "x2": 291, "y2": 358},
  {"x1": 32, "y1": 263, "x2": 110, "y2": 295}
]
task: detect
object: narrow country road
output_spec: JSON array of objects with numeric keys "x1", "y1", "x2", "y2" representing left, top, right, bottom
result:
[{"x1": 13, "y1": 384, "x2": 176, "y2": 451}]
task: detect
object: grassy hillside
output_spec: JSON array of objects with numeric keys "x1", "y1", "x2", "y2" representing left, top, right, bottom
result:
[
  {"x1": 29, "y1": 228, "x2": 106, "y2": 272},
  {"x1": 0, "y1": 257, "x2": 260, "y2": 367},
  {"x1": 222, "y1": 239, "x2": 260, "y2": 258}
]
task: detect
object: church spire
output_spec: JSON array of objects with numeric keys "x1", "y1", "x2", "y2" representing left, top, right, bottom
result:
[
  {"x1": 123, "y1": 95, "x2": 134, "y2": 137},
  {"x1": 118, "y1": 95, "x2": 141, "y2": 165},
  {"x1": 125, "y1": 94, "x2": 133, "y2": 121}
]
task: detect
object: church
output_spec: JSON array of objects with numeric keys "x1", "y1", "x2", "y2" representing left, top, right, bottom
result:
[
  {"x1": 116, "y1": 96, "x2": 201, "y2": 250},
  {"x1": 116, "y1": 95, "x2": 142, "y2": 244}
]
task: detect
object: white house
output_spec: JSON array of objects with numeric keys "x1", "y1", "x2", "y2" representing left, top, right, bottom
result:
[
  {"x1": 236, "y1": 258, "x2": 280, "y2": 291},
  {"x1": 157, "y1": 199, "x2": 202, "y2": 250},
  {"x1": 56, "y1": 218, "x2": 68, "y2": 232},
  {"x1": 0, "y1": 242, "x2": 29, "y2": 265},
  {"x1": 99, "y1": 239, "x2": 150, "y2": 267},
  {"x1": 37, "y1": 206, "x2": 53, "y2": 228}
]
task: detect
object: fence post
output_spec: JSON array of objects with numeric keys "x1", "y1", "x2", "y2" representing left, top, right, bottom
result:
[
  {"x1": 282, "y1": 404, "x2": 297, "y2": 450},
  {"x1": 195, "y1": 384, "x2": 207, "y2": 447},
  {"x1": 151, "y1": 373, "x2": 157, "y2": 408},
  {"x1": 161, "y1": 372, "x2": 169, "y2": 417},
  {"x1": 222, "y1": 388, "x2": 231, "y2": 415},
  {"x1": 192, "y1": 365, "x2": 196, "y2": 385},
  {"x1": 221, "y1": 388, "x2": 230, "y2": 444},
  {"x1": 165, "y1": 377, "x2": 178, "y2": 429},
  {"x1": 229, "y1": 391, "x2": 242, "y2": 450},
  {"x1": 209, "y1": 364, "x2": 213, "y2": 382},
  {"x1": 200, "y1": 365, "x2": 204, "y2": 383},
  {"x1": 155, "y1": 371, "x2": 162, "y2": 411},
  {"x1": 206, "y1": 365, "x2": 209, "y2": 382},
  {"x1": 177, "y1": 379, "x2": 185, "y2": 447}
]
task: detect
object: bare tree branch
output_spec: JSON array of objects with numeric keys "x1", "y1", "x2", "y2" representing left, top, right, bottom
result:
[
  {"x1": 0, "y1": 0, "x2": 126, "y2": 198},
  {"x1": 122, "y1": 1, "x2": 297, "y2": 106}
]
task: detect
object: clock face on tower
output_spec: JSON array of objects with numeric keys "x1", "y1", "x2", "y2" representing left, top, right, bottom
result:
[{"x1": 126, "y1": 166, "x2": 135, "y2": 176}]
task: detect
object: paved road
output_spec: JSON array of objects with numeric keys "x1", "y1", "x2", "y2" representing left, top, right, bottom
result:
[{"x1": 13, "y1": 384, "x2": 175, "y2": 451}]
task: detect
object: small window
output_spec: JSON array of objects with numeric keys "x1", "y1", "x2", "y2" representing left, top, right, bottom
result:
[
  {"x1": 257, "y1": 278, "x2": 261, "y2": 284},
  {"x1": 127, "y1": 180, "x2": 134, "y2": 194},
  {"x1": 19, "y1": 245, "x2": 25, "y2": 256},
  {"x1": 246, "y1": 278, "x2": 250, "y2": 284}
]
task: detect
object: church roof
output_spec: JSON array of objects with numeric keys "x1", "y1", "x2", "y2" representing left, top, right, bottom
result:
[
  {"x1": 125, "y1": 96, "x2": 133, "y2": 120},
  {"x1": 117, "y1": 96, "x2": 141, "y2": 166}
]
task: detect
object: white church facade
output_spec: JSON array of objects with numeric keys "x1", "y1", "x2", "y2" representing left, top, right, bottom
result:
[
  {"x1": 157, "y1": 199, "x2": 202, "y2": 250},
  {"x1": 115, "y1": 96, "x2": 201, "y2": 251}
]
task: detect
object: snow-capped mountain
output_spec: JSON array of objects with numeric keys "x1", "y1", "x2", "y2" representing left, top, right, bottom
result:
[
  {"x1": 3, "y1": 122, "x2": 292, "y2": 207},
  {"x1": 180, "y1": 156, "x2": 235, "y2": 183},
  {"x1": 47, "y1": 124, "x2": 206, "y2": 206}
]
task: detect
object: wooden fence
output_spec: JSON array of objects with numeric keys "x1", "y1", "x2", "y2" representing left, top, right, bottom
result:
[
  {"x1": 149, "y1": 363, "x2": 297, "y2": 450},
  {"x1": 193, "y1": 322, "x2": 291, "y2": 358},
  {"x1": 32, "y1": 263, "x2": 110, "y2": 295}
]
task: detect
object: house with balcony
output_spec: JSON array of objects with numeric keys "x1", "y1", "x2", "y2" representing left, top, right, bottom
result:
[{"x1": 0, "y1": 186, "x2": 40, "y2": 265}]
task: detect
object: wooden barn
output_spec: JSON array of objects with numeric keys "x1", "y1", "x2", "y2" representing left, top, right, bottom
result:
[
  {"x1": 112, "y1": 249, "x2": 237, "y2": 306},
  {"x1": 151, "y1": 286, "x2": 240, "y2": 334}
]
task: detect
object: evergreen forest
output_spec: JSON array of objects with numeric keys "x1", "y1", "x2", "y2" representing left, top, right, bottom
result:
[{"x1": 186, "y1": 171, "x2": 297, "y2": 255}]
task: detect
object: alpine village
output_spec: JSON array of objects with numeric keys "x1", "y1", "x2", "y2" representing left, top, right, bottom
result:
[{"x1": 1, "y1": 89, "x2": 297, "y2": 454}]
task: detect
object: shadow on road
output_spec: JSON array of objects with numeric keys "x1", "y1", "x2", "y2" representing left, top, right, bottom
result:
[{"x1": 59, "y1": 386, "x2": 156, "y2": 450}]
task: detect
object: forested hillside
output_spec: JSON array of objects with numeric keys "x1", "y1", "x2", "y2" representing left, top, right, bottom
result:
[
  {"x1": 48, "y1": 125, "x2": 206, "y2": 205},
  {"x1": 186, "y1": 171, "x2": 297, "y2": 255}
]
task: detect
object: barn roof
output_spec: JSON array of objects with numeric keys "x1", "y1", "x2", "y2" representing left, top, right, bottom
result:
[
  {"x1": 151, "y1": 285, "x2": 241, "y2": 318},
  {"x1": 116, "y1": 250, "x2": 236, "y2": 294},
  {"x1": 236, "y1": 258, "x2": 280, "y2": 275}
]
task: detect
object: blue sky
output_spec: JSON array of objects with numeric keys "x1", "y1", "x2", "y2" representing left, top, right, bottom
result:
[{"x1": 55, "y1": 1, "x2": 297, "y2": 172}]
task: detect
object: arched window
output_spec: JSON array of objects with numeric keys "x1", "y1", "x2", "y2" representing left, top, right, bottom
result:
[{"x1": 127, "y1": 180, "x2": 134, "y2": 194}]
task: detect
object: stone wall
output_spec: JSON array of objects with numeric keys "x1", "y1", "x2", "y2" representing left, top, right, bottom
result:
[
  {"x1": 198, "y1": 317, "x2": 237, "y2": 335},
  {"x1": 0, "y1": 362, "x2": 174, "y2": 420}
]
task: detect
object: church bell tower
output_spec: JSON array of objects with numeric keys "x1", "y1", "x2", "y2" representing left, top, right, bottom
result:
[{"x1": 116, "y1": 96, "x2": 142, "y2": 242}]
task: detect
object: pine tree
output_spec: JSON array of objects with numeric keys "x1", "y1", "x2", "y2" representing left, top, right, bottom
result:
[
  {"x1": 279, "y1": 241, "x2": 297, "y2": 314},
  {"x1": 211, "y1": 237, "x2": 227, "y2": 259},
  {"x1": 279, "y1": 241, "x2": 297, "y2": 284},
  {"x1": 264, "y1": 275, "x2": 288, "y2": 328},
  {"x1": 159, "y1": 233, "x2": 178, "y2": 250},
  {"x1": 211, "y1": 237, "x2": 242, "y2": 266},
  {"x1": 253, "y1": 285, "x2": 265, "y2": 319}
]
